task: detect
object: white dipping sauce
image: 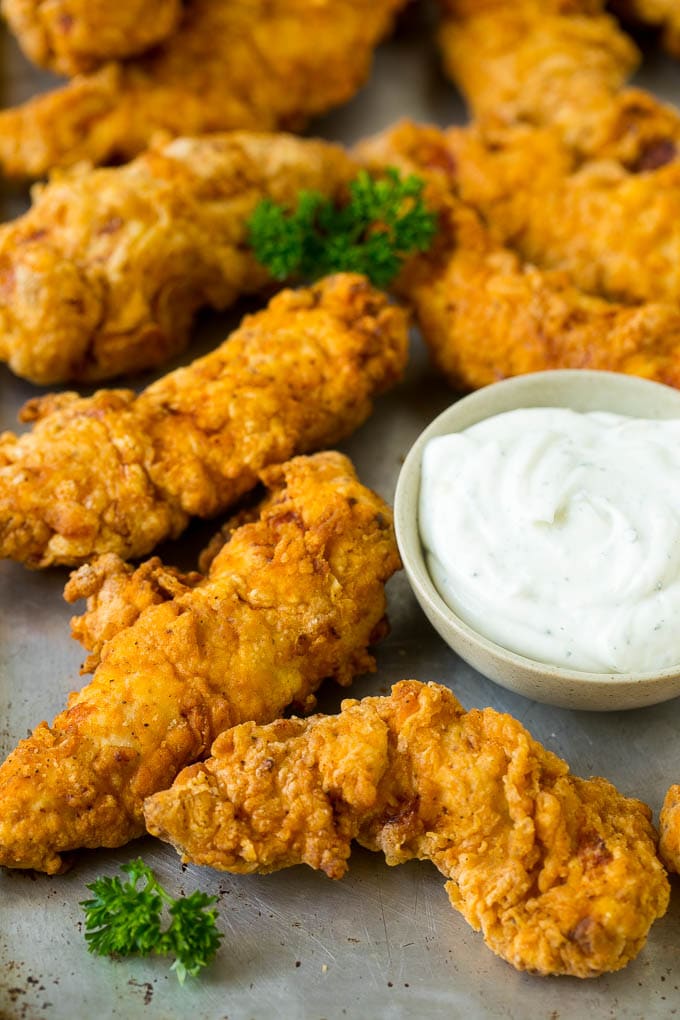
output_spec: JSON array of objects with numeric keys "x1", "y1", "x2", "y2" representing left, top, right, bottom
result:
[{"x1": 419, "y1": 408, "x2": 680, "y2": 674}]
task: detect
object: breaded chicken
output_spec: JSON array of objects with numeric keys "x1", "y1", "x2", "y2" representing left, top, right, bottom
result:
[
  {"x1": 0, "y1": 452, "x2": 401, "y2": 874},
  {"x1": 438, "y1": 0, "x2": 680, "y2": 166},
  {"x1": 144, "y1": 680, "x2": 669, "y2": 978},
  {"x1": 613, "y1": 0, "x2": 680, "y2": 58},
  {"x1": 0, "y1": 0, "x2": 405, "y2": 178},
  {"x1": 2, "y1": 0, "x2": 182, "y2": 75},
  {"x1": 431, "y1": 123, "x2": 680, "y2": 310},
  {"x1": 357, "y1": 122, "x2": 680, "y2": 391},
  {"x1": 438, "y1": 0, "x2": 634, "y2": 150},
  {"x1": 0, "y1": 132, "x2": 355, "y2": 384},
  {"x1": 660, "y1": 785, "x2": 680, "y2": 872},
  {"x1": 0, "y1": 274, "x2": 408, "y2": 568},
  {"x1": 66, "y1": 554, "x2": 203, "y2": 675}
]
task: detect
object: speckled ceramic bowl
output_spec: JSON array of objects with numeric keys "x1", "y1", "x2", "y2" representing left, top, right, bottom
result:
[{"x1": 395, "y1": 370, "x2": 680, "y2": 710}]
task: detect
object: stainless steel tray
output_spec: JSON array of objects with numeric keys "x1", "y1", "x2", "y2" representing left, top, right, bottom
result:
[{"x1": 2, "y1": 10, "x2": 680, "y2": 1019}]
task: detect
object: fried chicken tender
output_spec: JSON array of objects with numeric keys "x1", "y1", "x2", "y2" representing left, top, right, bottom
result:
[
  {"x1": 144, "y1": 680, "x2": 669, "y2": 978},
  {"x1": 66, "y1": 554, "x2": 203, "y2": 675},
  {"x1": 0, "y1": 274, "x2": 408, "y2": 568},
  {"x1": 438, "y1": 0, "x2": 680, "y2": 166},
  {"x1": 0, "y1": 132, "x2": 355, "y2": 384},
  {"x1": 0, "y1": 0, "x2": 405, "y2": 178},
  {"x1": 2, "y1": 0, "x2": 182, "y2": 75},
  {"x1": 438, "y1": 124, "x2": 680, "y2": 309},
  {"x1": 357, "y1": 122, "x2": 680, "y2": 391},
  {"x1": 438, "y1": 5, "x2": 680, "y2": 306},
  {"x1": 0, "y1": 451, "x2": 401, "y2": 875}
]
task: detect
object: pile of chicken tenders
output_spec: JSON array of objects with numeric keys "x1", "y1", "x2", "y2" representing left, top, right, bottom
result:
[{"x1": 3, "y1": 0, "x2": 680, "y2": 982}]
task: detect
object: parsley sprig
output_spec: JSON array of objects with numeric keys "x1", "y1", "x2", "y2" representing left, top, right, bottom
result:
[
  {"x1": 248, "y1": 167, "x2": 437, "y2": 288},
  {"x1": 81, "y1": 859, "x2": 222, "y2": 984}
]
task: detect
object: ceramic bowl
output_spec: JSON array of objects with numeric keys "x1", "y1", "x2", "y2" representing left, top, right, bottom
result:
[{"x1": 395, "y1": 370, "x2": 680, "y2": 710}]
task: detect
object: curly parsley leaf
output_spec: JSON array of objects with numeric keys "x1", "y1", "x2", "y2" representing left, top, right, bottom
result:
[
  {"x1": 81, "y1": 859, "x2": 222, "y2": 983},
  {"x1": 165, "y1": 892, "x2": 223, "y2": 984},
  {"x1": 247, "y1": 167, "x2": 437, "y2": 288}
]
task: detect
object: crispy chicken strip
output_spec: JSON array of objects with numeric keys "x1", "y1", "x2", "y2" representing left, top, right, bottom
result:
[
  {"x1": 0, "y1": 132, "x2": 355, "y2": 384},
  {"x1": 438, "y1": 0, "x2": 680, "y2": 165},
  {"x1": 0, "y1": 274, "x2": 408, "y2": 568},
  {"x1": 2, "y1": 0, "x2": 182, "y2": 75},
  {"x1": 357, "y1": 122, "x2": 680, "y2": 391},
  {"x1": 424, "y1": 123, "x2": 680, "y2": 311},
  {"x1": 0, "y1": 451, "x2": 401, "y2": 874},
  {"x1": 0, "y1": 0, "x2": 405, "y2": 178},
  {"x1": 145, "y1": 680, "x2": 669, "y2": 978},
  {"x1": 613, "y1": 1, "x2": 680, "y2": 58},
  {"x1": 66, "y1": 554, "x2": 203, "y2": 675}
]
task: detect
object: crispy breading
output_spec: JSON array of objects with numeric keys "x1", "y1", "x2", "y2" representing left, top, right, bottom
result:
[
  {"x1": 0, "y1": 274, "x2": 408, "y2": 568},
  {"x1": 438, "y1": 0, "x2": 680, "y2": 165},
  {"x1": 0, "y1": 127, "x2": 356, "y2": 383},
  {"x1": 144, "y1": 680, "x2": 669, "y2": 978},
  {"x1": 659, "y1": 785, "x2": 680, "y2": 872},
  {"x1": 440, "y1": 124, "x2": 680, "y2": 308},
  {"x1": 613, "y1": 0, "x2": 680, "y2": 58},
  {"x1": 2, "y1": 0, "x2": 182, "y2": 75},
  {"x1": 0, "y1": 132, "x2": 355, "y2": 384},
  {"x1": 438, "y1": 0, "x2": 635, "y2": 151},
  {"x1": 0, "y1": 0, "x2": 405, "y2": 178},
  {"x1": 65, "y1": 554, "x2": 203, "y2": 674},
  {"x1": 357, "y1": 122, "x2": 680, "y2": 391},
  {"x1": 0, "y1": 452, "x2": 401, "y2": 875}
]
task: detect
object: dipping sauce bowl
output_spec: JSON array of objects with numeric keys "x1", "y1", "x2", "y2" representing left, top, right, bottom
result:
[{"x1": 395, "y1": 369, "x2": 680, "y2": 710}]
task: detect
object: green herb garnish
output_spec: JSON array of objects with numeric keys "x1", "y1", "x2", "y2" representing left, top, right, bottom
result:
[
  {"x1": 81, "y1": 859, "x2": 222, "y2": 984},
  {"x1": 248, "y1": 167, "x2": 438, "y2": 288}
]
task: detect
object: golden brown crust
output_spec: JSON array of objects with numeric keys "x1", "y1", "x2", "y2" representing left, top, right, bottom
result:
[
  {"x1": 145, "y1": 680, "x2": 669, "y2": 978},
  {"x1": 442, "y1": 124, "x2": 680, "y2": 308},
  {"x1": 438, "y1": 1, "x2": 634, "y2": 150},
  {"x1": 0, "y1": 0, "x2": 405, "y2": 178},
  {"x1": 358, "y1": 121, "x2": 680, "y2": 391},
  {"x1": 2, "y1": 0, "x2": 182, "y2": 75},
  {"x1": 0, "y1": 452, "x2": 401, "y2": 874},
  {"x1": 0, "y1": 273, "x2": 408, "y2": 568},
  {"x1": 435, "y1": 3, "x2": 680, "y2": 319},
  {"x1": 438, "y1": 0, "x2": 680, "y2": 165},
  {"x1": 65, "y1": 553, "x2": 203, "y2": 673},
  {"x1": 659, "y1": 784, "x2": 680, "y2": 871},
  {"x1": 0, "y1": 132, "x2": 356, "y2": 384}
]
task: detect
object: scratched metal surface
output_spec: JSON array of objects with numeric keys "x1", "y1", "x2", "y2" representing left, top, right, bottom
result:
[{"x1": 2, "y1": 8, "x2": 680, "y2": 1020}]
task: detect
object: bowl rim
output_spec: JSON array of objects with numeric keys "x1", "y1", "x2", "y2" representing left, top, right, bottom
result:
[{"x1": 395, "y1": 369, "x2": 680, "y2": 691}]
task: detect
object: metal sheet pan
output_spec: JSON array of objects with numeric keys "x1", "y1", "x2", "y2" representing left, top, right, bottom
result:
[{"x1": 2, "y1": 8, "x2": 680, "y2": 1018}]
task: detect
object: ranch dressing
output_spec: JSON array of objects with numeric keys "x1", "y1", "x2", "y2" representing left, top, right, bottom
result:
[{"x1": 419, "y1": 407, "x2": 680, "y2": 674}]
